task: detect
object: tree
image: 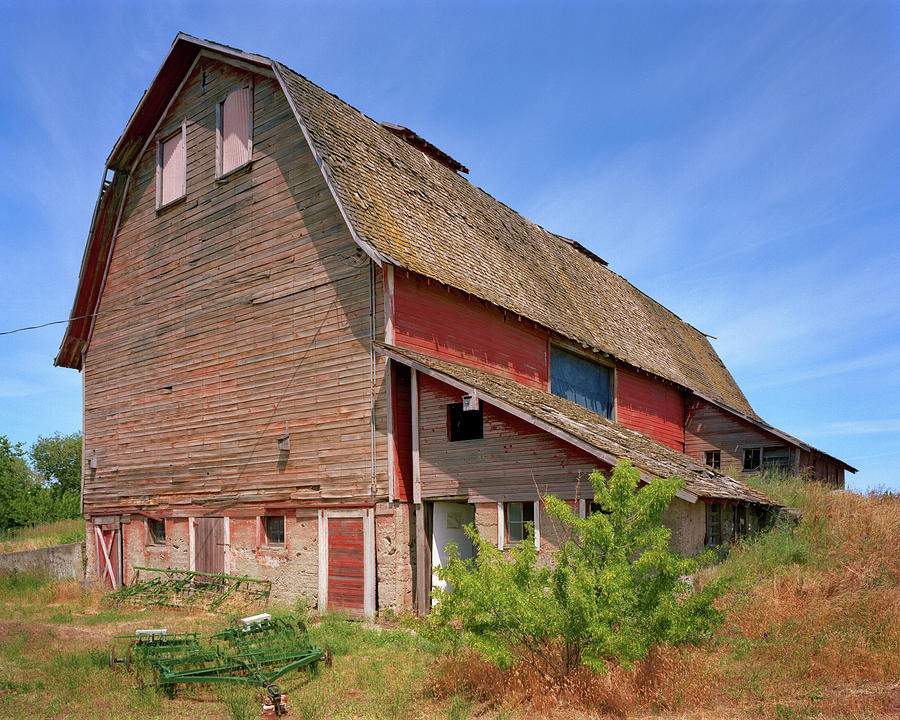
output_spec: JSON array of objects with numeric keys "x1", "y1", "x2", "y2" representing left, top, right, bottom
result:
[
  {"x1": 30, "y1": 431, "x2": 81, "y2": 497},
  {"x1": 0, "y1": 435, "x2": 36, "y2": 531},
  {"x1": 426, "y1": 461, "x2": 722, "y2": 680}
]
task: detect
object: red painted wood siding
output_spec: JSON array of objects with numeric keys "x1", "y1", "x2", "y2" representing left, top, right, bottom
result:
[
  {"x1": 392, "y1": 362, "x2": 414, "y2": 502},
  {"x1": 615, "y1": 367, "x2": 685, "y2": 451},
  {"x1": 82, "y1": 60, "x2": 383, "y2": 514},
  {"x1": 327, "y1": 517, "x2": 365, "y2": 613},
  {"x1": 417, "y1": 375, "x2": 605, "y2": 502},
  {"x1": 393, "y1": 272, "x2": 548, "y2": 389}
]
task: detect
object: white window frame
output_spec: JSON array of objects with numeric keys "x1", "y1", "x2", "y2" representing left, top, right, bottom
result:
[
  {"x1": 216, "y1": 82, "x2": 254, "y2": 178},
  {"x1": 155, "y1": 121, "x2": 187, "y2": 209},
  {"x1": 497, "y1": 501, "x2": 540, "y2": 552}
]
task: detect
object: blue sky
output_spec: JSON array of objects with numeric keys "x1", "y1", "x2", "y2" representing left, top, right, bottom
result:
[{"x1": 1, "y1": 1, "x2": 897, "y2": 491}]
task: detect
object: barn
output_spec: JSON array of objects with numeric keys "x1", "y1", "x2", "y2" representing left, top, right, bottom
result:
[{"x1": 56, "y1": 34, "x2": 852, "y2": 616}]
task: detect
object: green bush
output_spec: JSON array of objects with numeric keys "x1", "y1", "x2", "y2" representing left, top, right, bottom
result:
[{"x1": 426, "y1": 461, "x2": 722, "y2": 680}]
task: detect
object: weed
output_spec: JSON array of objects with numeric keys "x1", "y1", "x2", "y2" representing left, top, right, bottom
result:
[
  {"x1": 217, "y1": 684, "x2": 258, "y2": 720},
  {"x1": 445, "y1": 694, "x2": 469, "y2": 720}
]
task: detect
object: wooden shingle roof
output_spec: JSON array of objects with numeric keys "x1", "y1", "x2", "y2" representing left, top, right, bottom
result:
[
  {"x1": 275, "y1": 62, "x2": 758, "y2": 418},
  {"x1": 378, "y1": 343, "x2": 778, "y2": 506}
]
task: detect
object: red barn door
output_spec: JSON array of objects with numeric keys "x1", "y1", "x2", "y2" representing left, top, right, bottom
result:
[
  {"x1": 327, "y1": 517, "x2": 365, "y2": 614},
  {"x1": 319, "y1": 509, "x2": 374, "y2": 618},
  {"x1": 94, "y1": 524, "x2": 121, "y2": 589}
]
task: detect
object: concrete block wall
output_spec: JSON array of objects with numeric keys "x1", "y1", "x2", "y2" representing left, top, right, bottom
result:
[{"x1": 0, "y1": 542, "x2": 85, "y2": 580}]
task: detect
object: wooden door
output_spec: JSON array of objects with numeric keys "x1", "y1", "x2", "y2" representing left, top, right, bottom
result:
[
  {"x1": 195, "y1": 517, "x2": 225, "y2": 575},
  {"x1": 94, "y1": 524, "x2": 121, "y2": 589},
  {"x1": 327, "y1": 517, "x2": 365, "y2": 614}
]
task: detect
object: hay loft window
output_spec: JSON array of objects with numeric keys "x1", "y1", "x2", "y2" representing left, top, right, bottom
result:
[
  {"x1": 550, "y1": 346, "x2": 613, "y2": 418},
  {"x1": 156, "y1": 124, "x2": 186, "y2": 208},
  {"x1": 217, "y1": 85, "x2": 253, "y2": 177},
  {"x1": 147, "y1": 518, "x2": 166, "y2": 546},
  {"x1": 743, "y1": 447, "x2": 762, "y2": 472},
  {"x1": 264, "y1": 516, "x2": 285, "y2": 545},
  {"x1": 505, "y1": 501, "x2": 535, "y2": 545},
  {"x1": 705, "y1": 450, "x2": 721, "y2": 470},
  {"x1": 448, "y1": 402, "x2": 483, "y2": 442}
]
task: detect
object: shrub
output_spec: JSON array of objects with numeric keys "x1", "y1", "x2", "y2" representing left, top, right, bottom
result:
[{"x1": 426, "y1": 461, "x2": 722, "y2": 680}]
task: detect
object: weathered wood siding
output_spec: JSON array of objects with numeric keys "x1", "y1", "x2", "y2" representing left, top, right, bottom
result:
[
  {"x1": 392, "y1": 271, "x2": 549, "y2": 389},
  {"x1": 684, "y1": 396, "x2": 792, "y2": 474},
  {"x1": 799, "y1": 450, "x2": 845, "y2": 487},
  {"x1": 615, "y1": 367, "x2": 685, "y2": 451},
  {"x1": 83, "y1": 59, "x2": 381, "y2": 515},
  {"x1": 417, "y1": 374, "x2": 604, "y2": 502}
]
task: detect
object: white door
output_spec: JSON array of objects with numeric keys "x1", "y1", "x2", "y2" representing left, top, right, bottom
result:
[{"x1": 431, "y1": 502, "x2": 475, "y2": 598}]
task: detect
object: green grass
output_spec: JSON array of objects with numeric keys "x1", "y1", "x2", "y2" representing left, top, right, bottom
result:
[{"x1": 0, "y1": 518, "x2": 85, "y2": 553}]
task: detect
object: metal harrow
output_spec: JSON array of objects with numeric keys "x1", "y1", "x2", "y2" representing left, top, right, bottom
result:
[
  {"x1": 105, "y1": 566, "x2": 271, "y2": 612},
  {"x1": 109, "y1": 613, "x2": 330, "y2": 704}
]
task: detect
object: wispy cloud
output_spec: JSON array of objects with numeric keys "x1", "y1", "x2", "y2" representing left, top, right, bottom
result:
[
  {"x1": 748, "y1": 346, "x2": 900, "y2": 390},
  {"x1": 800, "y1": 420, "x2": 900, "y2": 437}
]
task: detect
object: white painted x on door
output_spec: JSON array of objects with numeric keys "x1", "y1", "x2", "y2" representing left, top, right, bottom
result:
[{"x1": 94, "y1": 525, "x2": 121, "y2": 589}]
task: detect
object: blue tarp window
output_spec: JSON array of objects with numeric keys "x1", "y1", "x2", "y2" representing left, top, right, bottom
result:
[{"x1": 550, "y1": 346, "x2": 613, "y2": 418}]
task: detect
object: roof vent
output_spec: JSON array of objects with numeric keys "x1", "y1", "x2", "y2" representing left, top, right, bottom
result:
[{"x1": 381, "y1": 122, "x2": 469, "y2": 174}]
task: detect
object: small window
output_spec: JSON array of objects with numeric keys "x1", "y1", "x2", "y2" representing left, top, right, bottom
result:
[
  {"x1": 156, "y1": 125, "x2": 185, "y2": 208},
  {"x1": 264, "y1": 516, "x2": 285, "y2": 545},
  {"x1": 587, "y1": 501, "x2": 609, "y2": 516},
  {"x1": 706, "y1": 503, "x2": 722, "y2": 547},
  {"x1": 217, "y1": 85, "x2": 252, "y2": 176},
  {"x1": 505, "y1": 501, "x2": 535, "y2": 544},
  {"x1": 705, "y1": 450, "x2": 721, "y2": 470},
  {"x1": 743, "y1": 447, "x2": 761, "y2": 472},
  {"x1": 550, "y1": 346, "x2": 613, "y2": 418},
  {"x1": 448, "y1": 403, "x2": 483, "y2": 441},
  {"x1": 147, "y1": 518, "x2": 166, "y2": 546}
]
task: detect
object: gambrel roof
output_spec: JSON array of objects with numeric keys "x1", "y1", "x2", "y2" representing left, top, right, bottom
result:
[
  {"x1": 274, "y1": 62, "x2": 758, "y2": 419},
  {"x1": 57, "y1": 33, "x2": 751, "y2": 418},
  {"x1": 55, "y1": 33, "x2": 852, "y2": 480}
]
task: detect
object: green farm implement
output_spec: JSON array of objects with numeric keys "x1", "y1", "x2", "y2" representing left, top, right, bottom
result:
[
  {"x1": 110, "y1": 613, "x2": 329, "y2": 711},
  {"x1": 105, "y1": 566, "x2": 271, "y2": 612}
]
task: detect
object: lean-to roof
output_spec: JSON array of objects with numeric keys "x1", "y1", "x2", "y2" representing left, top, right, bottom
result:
[{"x1": 378, "y1": 343, "x2": 778, "y2": 506}]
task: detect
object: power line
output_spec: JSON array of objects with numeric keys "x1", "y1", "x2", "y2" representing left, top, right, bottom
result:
[{"x1": 0, "y1": 249, "x2": 365, "y2": 338}]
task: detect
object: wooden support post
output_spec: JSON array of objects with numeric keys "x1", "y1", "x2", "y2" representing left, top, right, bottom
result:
[{"x1": 415, "y1": 502, "x2": 431, "y2": 616}]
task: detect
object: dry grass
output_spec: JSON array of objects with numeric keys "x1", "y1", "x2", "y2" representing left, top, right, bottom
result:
[
  {"x1": 0, "y1": 518, "x2": 84, "y2": 553},
  {"x1": 430, "y1": 645, "x2": 710, "y2": 717},
  {"x1": 430, "y1": 480, "x2": 900, "y2": 719}
]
